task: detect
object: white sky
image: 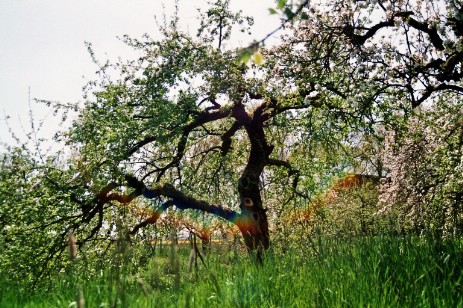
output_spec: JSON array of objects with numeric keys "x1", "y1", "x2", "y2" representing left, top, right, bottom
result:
[{"x1": 0, "y1": 0, "x2": 280, "y2": 146}]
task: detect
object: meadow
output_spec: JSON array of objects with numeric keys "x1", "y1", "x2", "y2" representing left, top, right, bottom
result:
[{"x1": 1, "y1": 236, "x2": 462, "y2": 307}]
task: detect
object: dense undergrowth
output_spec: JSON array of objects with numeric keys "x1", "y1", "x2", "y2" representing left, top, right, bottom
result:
[{"x1": 1, "y1": 236, "x2": 462, "y2": 307}]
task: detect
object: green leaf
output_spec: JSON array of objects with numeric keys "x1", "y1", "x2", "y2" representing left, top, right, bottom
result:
[
  {"x1": 277, "y1": 0, "x2": 286, "y2": 10},
  {"x1": 237, "y1": 49, "x2": 253, "y2": 63},
  {"x1": 284, "y1": 7, "x2": 295, "y2": 20},
  {"x1": 268, "y1": 8, "x2": 278, "y2": 15}
]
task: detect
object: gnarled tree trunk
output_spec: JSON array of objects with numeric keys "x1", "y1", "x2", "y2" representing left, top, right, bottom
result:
[
  {"x1": 231, "y1": 102, "x2": 273, "y2": 260},
  {"x1": 235, "y1": 174, "x2": 270, "y2": 260}
]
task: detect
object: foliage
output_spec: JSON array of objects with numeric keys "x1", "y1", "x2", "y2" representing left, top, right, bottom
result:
[
  {"x1": 379, "y1": 98, "x2": 463, "y2": 236},
  {"x1": 0, "y1": 147, "x2": 73, "y2": 288},
  {"x1": 273, "y1": 173, "x2": 393, "y2": 252},
  {"x1": 309, "y1": 174, "x2": 386, "y2": 236}
]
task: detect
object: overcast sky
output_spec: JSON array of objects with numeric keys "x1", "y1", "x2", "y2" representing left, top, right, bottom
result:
[{"x1": 0, "y1": 0, "x2": 279, "y2": 145}]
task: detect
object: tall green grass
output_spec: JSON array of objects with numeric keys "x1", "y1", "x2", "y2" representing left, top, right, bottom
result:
[{"x1": 1, "y1": 236, "x2": 462, "y2": 307}]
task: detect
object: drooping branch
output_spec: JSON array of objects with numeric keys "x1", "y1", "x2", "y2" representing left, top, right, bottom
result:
[
  {"x1": 130, "y1": 201, "x2": 172, "y2": 235},
  {"x1": 79, "y1": 182, "x2": 122, "y2": 224},
  {"x1": 48, "y1": 180, "x2": 138, "y2": 251},
  {"x1": 124, "y1": 175, "x2": 239, "y2": 234}
]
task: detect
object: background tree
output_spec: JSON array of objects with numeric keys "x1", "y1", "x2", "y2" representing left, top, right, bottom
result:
[
  {"x1": 0, "y1": 146, "x2": 74, "y2": 287},
  {"x1": 272, "y1": 0, "x2": 463, "y2": 236},
  {"x1": 379, "y1": 97, "x2": 463, "y2": 236}
]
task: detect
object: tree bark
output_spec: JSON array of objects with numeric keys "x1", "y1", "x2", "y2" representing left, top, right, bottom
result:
[
  {"x1": 230, "y1": 102, "x2": 273, "y2": 261},
  {"x1": 235, "y1": 174, "x2": 270, "y2": 261}
]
